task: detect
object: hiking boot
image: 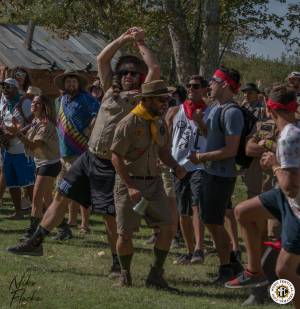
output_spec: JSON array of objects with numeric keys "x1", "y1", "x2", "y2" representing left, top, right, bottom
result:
[
  {"x1": 108, "y1": 258, "x2": 121, "y2": 279},
  {"x1": 7, "y1": 241, "x2": 43, "y2": 256},
  {"x1": 52, "y1": 225, "x2": 73, "y2": 241},
  {"x1": 145, "y1": 266, "x2": 170, "y2": 290},
  {"x1": 173, "y1": 253, "x2": 192, "y2": 265},
  {"x1": 20, "y1": 217, "x2": 40, "y2": 242},
  {"x1": 225, "y1": 270, "x2": 269, "y2": 289},
  {"x1": 191, "y1": 249, "x2": 204, "y2": 264},
  {"x1": 211, "y1": 265, "x2": 234, "y2": 286},
  {"x1": 113, "y1": 270, "x2": 132, "y2": 287}
]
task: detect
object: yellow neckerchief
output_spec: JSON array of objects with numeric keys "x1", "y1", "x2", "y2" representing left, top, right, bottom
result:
[{"x1": 131, "y1": 102, "x2": 159, "y2": 144}]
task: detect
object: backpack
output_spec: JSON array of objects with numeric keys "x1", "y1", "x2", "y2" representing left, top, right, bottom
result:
[{"x1": 219, "y1": 102, "x2": 257, "y2": 168}]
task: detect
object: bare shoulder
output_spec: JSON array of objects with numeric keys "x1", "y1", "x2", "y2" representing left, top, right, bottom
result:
[{"x1": 165, "y1": 106, "x2": 180, "y2": 123}]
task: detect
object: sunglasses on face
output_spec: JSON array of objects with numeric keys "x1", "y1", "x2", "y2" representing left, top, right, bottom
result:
[
  {"x1": 119, "y1": 70, "x2": 140, "y2": 78},
  {"x1": 15, "y1": 71, "x2": 27, "y2": 79},
  {"x1": 1, "y1": 84, "x2": 13, "y2": 90},
  {"x1": 186, "y1": 83, "x2": 202, "y2": 90}
]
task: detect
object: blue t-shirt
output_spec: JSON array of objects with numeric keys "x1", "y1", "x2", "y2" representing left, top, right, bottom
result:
[
  {"x1": 204, "y1": 102, "x2": 244, "y2": 177},
  {"x1": 57, "y1": 91, "x2": 100, "y2": 157}
]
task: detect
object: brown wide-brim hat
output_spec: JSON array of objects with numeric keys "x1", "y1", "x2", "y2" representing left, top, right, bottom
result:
[
  {"x1": 54, "y1": 70, "x2": 88, "y2": 90},
  {"x1": 135, "y1": 80, "x2": 175, "y2": 98}
]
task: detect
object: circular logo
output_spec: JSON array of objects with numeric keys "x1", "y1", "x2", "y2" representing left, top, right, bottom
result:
[
  {"x1": 270, "y1": 279, "x2": 295, "y2": 304},
  {"x1": 176, "y1": 120, "x2": 187, "y2": 129}
]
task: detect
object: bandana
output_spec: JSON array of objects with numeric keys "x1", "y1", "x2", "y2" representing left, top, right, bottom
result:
[
  {"x1": 183, "y1": 99, "x2": 206, "y2": 120},
  {"x1": 267, "y1": 98, "x2": 297, "y2": 112},
  {"x1": 263, "y1": 240, "x2": 281, "y2": 251},
  {"x1": 214, "y1": 69, "x2": 240, "y2": 93},
  {"x1": 131, "y1": 102, "x2": 160, "y2": 144}
]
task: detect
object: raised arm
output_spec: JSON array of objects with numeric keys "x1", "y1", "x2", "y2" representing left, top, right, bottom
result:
[
  {"x1": 97, "y1": 29, "x2": 136, "y2": 92},
  {"x1": 134, "y1": 33, "x2": 160, "y2": 82}
]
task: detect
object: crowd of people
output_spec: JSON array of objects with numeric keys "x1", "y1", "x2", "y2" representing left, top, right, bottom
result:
[{"x1": 0, "y1": 27, "x2": 300, "y2": 307}]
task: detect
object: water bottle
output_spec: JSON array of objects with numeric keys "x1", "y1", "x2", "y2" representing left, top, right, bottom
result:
[{"x1": 133, "y1": 198, "x2": 149, "y2": 216}]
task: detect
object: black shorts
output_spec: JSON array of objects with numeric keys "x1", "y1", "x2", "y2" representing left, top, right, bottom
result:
[
  {"x1": 259, "y1": 188, "x2": 300, "y2": 255},
  {"x1": 174, "y1": 169, "x2": 204, "y2": 216},
  {"x1": 200, "y1": 172, "x2": 236, "y2": 225},
  {"x1": 58, "y1": 150, "x2": 116, "y2": 216},
  {"x1": 37, "y1": 161, "x2": 61, "y2": 177}
]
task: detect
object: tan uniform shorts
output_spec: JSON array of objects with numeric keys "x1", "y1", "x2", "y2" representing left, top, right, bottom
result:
[{"x1": 114, "y1": 176, "x2": 172, "y2": 235}]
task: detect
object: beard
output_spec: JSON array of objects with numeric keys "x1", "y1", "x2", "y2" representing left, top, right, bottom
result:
[{"x1": 65, "y1": 86, "x2": 79, "y2": 96}]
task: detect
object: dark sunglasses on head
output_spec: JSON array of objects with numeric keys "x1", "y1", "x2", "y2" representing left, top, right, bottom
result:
[
  {"x1": 186, "y1": 83, "x2": 202, "y2": 90},
  {"x1": 119, "y1": 70, "x2": 140, "y2": 78},
  {"x1": 210, "y1": 76, "x2": 223, "y2": 83}
]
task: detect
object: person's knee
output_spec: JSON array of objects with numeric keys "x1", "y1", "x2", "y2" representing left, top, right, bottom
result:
[
  {"x1": 160, "y1": 225, "x2": 174, "y2": 240},
  {"x1": 276, "y1": 252, "x2": 299, "y2": 278},
  {"x1": 234, "y1": 203, "x2": 246, "y2": 223},
  {"x1": 48, "y1": 192, "x2": 68, "y2": 213},
  {"x1": 276, "y1": 261, "x2": 290, "y2": 278}
]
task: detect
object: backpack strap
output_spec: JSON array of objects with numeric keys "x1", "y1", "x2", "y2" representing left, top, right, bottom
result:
[{"x1": 218, "y1": 102, "x2": 240, "y2": 133}]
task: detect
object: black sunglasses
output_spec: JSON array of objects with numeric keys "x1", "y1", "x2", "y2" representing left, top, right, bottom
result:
[
  {"x1": 186, "y1": 83, "x2": 202, "y2": 90},
  {"x1": 119, "y1": 70, "x2": 140, "y2": 77},
  {"x1": 0, "y1": 84, "x2": 13, "y2": 90}
]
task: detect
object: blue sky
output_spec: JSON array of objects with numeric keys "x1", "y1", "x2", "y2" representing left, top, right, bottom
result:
[{"x1": 246, "y1": 0, "x2": 299, "y2": 59}]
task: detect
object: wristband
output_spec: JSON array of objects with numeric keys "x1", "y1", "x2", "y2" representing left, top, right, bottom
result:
[{"x1": 273, "y1": 166, "x2": 281, "y2": 176}]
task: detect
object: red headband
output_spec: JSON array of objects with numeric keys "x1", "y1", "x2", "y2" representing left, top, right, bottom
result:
[
  {"x1": 214, "y1": 69, "x2": 240, "y2": 93},
  {"x1": 267, "y1": 98, "x2": 298, "y2": 113}
]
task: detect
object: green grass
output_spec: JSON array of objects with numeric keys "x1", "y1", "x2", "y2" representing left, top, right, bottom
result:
[{"x1": 0, "y1": 178, "x2": 282, "y2": 309}]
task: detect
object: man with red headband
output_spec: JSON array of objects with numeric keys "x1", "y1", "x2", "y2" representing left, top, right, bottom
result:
[
  {"x1": 189, "y1": 66, "x2": 244, "y2": 284},
  {"x1": 166, "y1": 75, "x2": 208, "y2": 265},
  {"x1": 226, "y1": 85, "x2": 300, "y2": 309}
]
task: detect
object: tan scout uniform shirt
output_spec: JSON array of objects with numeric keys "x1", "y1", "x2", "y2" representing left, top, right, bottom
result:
[
  {"x1": 244, "y1": 119, "x2": 277, "y2": 197},
  {"x1": 26, "y1": 120, "x2": 60, "y2": 167},
  {"x1": 111, "y1": 113, "x2": 171, "y2": 234},
  {"x1": 88, "y1": 89, "x2": 138, "y2": 160},
  {"x1": 110, "y1": 113, "x2": 169, "y2": 176}
]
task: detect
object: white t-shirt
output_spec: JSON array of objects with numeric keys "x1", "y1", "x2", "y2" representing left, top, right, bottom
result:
[
  {"x1": 277, "y1": 122, "x2": 300, "y2": 219},
  {"x1": 171, "y1": 105, "x2": 209, "y2": 172},
  {"x1": 0, "y1": 97, "x2": 32, "y2": 154}
]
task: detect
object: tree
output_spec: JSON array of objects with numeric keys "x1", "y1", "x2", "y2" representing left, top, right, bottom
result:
[{"x1": 0, "y1": 0, "x2": 293, "y2": 83}]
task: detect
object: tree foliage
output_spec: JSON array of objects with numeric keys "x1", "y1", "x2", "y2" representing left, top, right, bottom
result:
[{"x1": 0, "y1": 0, "x2": 296, "y2": 82}]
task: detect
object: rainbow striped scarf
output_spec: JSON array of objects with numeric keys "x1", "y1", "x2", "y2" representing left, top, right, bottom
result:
[{"x1": 57, "y1": 101, "x2": 88, "y2": 155}]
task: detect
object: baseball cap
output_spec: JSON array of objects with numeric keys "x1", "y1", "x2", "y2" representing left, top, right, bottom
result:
[
  {"x1": 240, "y1": 82, "x2": 260, "y2": 93},
  {"x1": 0, "y1": 78, "x2": 19, "y2": 88}
]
